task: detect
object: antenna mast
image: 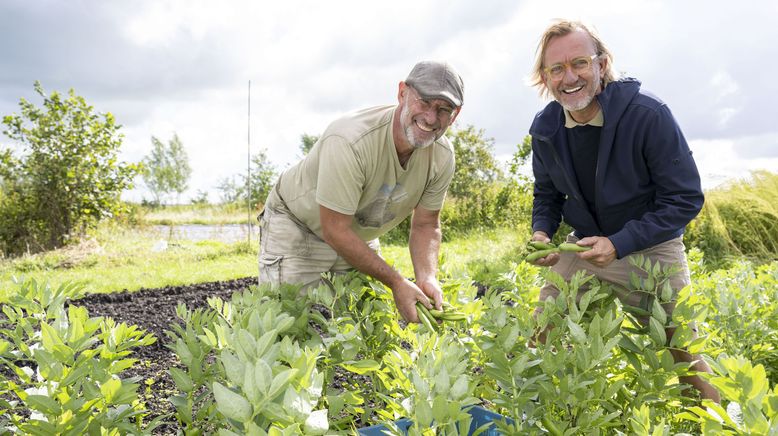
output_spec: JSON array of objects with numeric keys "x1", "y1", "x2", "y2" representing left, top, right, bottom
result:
[{"x1": 247, "y1": 80, "x2": 251, "y2": 244}]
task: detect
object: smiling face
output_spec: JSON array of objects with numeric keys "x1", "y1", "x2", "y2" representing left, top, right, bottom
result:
[
  {"x1": 543, "y1": 29, "x2": 606, "y2": 120},
  {"x1": 396, "y1": 83, "x2": 458, "y2": 150}
]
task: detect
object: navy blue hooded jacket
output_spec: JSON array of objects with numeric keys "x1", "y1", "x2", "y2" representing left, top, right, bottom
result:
[{"x1": 529, "y1": 78, "x2": 703, "y2": 258}]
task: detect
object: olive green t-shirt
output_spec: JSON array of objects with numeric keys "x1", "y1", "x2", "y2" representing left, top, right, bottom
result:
[{"x1": 275, "y1": 105, "x2": 455, "y2": 241}]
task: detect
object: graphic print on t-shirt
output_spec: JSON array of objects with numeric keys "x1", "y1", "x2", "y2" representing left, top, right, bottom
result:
[{"x1": 355, "y1": 183, "x2": 408, "y2": 228}]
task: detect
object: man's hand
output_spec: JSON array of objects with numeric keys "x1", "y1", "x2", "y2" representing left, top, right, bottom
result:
[
  {"x1": 415, "y1": 276, "x2": 444, "y2": 309},
  {"x1": 529, "y1": 231, "x2": 560, "y2": 266},
  {"x1": 577, "y1": 236, "x2": 617, "y2": 267},
  {"x1": 391, "y1": 278, "x2": 439, "y2": 323}
]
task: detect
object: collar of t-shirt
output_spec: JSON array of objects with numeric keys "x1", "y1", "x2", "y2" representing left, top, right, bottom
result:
[{"x1": 564, "y1": 108, "x2": 604, "y2": 128}]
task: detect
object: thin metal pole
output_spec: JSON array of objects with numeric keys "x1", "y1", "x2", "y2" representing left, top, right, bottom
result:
[{"x1": 247, "y1": 80, "x2": 251, "y2": 244}]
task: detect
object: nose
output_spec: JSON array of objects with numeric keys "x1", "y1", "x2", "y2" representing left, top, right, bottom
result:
[
  {"x1": 562, "y1": 65, "x2": 579, "y2": 83},
  {"x1": 419, "y1": 107, "x2": 438, "y2": 125}
]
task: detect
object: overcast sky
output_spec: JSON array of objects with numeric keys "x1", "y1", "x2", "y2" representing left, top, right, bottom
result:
[{"x1": 1, "y1": 0, "x2": 776, "y2": 203}]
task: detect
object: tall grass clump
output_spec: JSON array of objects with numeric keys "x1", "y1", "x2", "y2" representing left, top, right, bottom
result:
[{"x1": 686, "y1": 170, "x2": 778, "y2": 267}]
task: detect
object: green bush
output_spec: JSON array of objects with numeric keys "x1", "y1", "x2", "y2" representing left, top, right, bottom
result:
[{"x1": 0, "y1": 82, "x2": 138, "y2": 256}]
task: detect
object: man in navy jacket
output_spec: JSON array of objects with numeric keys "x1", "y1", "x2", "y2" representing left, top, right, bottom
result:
[{"x1": 527, "y1": 19, "x2": 718, "y2": 402}]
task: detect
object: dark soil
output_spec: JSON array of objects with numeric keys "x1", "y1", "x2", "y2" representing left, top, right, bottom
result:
[{"x1": 75, "y1": 277, "x2": 257, "y2": 434}]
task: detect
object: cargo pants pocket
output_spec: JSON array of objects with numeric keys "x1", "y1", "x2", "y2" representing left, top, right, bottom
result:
[{"x1": 259, "y1": 254, "x2": 282, "y2": 285}]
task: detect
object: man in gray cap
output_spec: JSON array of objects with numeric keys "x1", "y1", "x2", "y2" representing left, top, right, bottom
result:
[{"x1": 258, "y1": 60, "x2": 464, "y2": 322}]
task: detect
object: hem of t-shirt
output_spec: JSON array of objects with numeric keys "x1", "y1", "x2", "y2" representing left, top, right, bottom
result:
[
  {"x1": 417, "y1": 201, "x2": 443, "y2": 212},
  {"x1": 316, "y1": 197, "x2": 356, "y2": 216}
]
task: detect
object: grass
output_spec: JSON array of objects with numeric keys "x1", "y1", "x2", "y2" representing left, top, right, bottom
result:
[
  {"x1": 382, "y1": 226, "x2": 529, "y2": 286},
  {"x1": 685, "y1": 170, "x2": 778, "y2": 267},
  {"x1": 0, "y1": 221, "x2": 528, "y2": 296},
  {"x1": 0, "y1": 223, "x2": 258, "y2": 294}
]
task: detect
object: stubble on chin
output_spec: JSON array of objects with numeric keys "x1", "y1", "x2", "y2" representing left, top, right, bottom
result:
[{"x1": 401, "y1": 105, "x2": 436, "y2": 149}]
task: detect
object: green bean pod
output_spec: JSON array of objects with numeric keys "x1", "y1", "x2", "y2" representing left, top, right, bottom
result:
[
  {"x1": 528, "y1": 240, "x2": 556, "y2": 250},
  {"x1": 428, "y1": 309, "x2": 467, "y2": 321},
  {"x1": 525, "y1": 248, "x2": 559, "y2": 263},
  {"x1": 558, "y1": 242, "x2": 592, "y2": 252},
  {"x1": 415, "y1": 302, "x2": 439, "y2": 333}
]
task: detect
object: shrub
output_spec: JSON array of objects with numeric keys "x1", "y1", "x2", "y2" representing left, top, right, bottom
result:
[{"x1": 0, "y1": 82, "x2": 139, "y2": 256}]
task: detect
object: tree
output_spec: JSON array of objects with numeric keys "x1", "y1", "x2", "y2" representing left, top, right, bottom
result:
[
  {"x1": 216, "y1": 149, "x2": 277, "y2": 208},
  {"x1": 0, "y1": 81, "x2": 139, "y2": 255},
  {"x1": 448, "y1": 125, "x2": 503, "y2": 198},
  {"x1": 190, "y1": 190, "x2": 209, "y2": 205},
  {"x1": 244, "y1": 149, "x2": 278, "y2": 209},
  {"x1": 142, "y1": 133, "x2": 192, "y2": 205},
  {"x1": 216, "y1": 176, "x2": 242, "y2": 204},
  {"x1": 299, "y1": 133, "x2": 319, "y2": 156}
]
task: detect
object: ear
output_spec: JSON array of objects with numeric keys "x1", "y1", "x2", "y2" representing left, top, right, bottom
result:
[
  {"x1": 398, "y1": 81, "x2": 409, "y2": 103},
  {"x1": 597, "y1": 56, "x2": 609, "y2": 79}
]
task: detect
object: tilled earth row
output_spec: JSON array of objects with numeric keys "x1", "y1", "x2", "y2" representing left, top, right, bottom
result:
[{"x1": 75, "y1": 277, "x2": 257, "y2": 434}]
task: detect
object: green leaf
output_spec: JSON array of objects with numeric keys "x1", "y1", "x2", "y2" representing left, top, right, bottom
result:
[
  {"x1": 255, "y1": 329, "x2": 278, "y2": 358},
  {"x1": 213, "y1": 382, "x2": 252, "y2": 422},
  {"x1": 339, "y1": 359, "x2": 381, "y2": 375},
  {"x1": 25, "y1": 394, "x2": 61, "y2": 415},
  {"x1": 433, "y1": 368, "x2": 450, "y2": 396},
  {"x1": 100, "y1": 377, "x2": 122, "y2": 403},
  {"x1": 651, "y1": 299, "x2": 667, "y2": 325},
  {"x1": 648, "y1": 317, "x2": 667, "y2": 346},
  {"x1": 567, "y1": 318, "x2": 587, "y2": 344},
  {"x1": 236, "y1": 330, "x2": 256, "y2": 362},
  {"x1": 660, "y1": 281, "x2": 674, "y2": 302},
  {"x1": 253, "y1": 359, "x2": 272, "y2": 396},
  {"x1": 221, "y1": 352, "x2": 245, "y2": 386},
  {"x1": 175, "y1": 338, "x2": 194, "y2": 367},
  {"x1": 618, "y1": 336, "x2": 642, "y2": 353},
  {"x1": 268, "y1": 368, "x2": 297, "y2": 400},
  {"x1": 169, "y1": 367, "x2": 194, "y2": 393},
  {"x1": 450, "y1": 375, "x2": 469, "y2": 400},
  {"x1": 415, "y1": 399, "x2": 433, "y2": 428},
  {"x1": 40, "y1": 322, "x2": 66, "y2": 352},
  {"x1": 432, "y1": 394, "x2": 448, "y2": 424}
]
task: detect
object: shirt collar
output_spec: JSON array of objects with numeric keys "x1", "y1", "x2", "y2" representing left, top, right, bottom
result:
[{"x1": 564, "y1": 108, "x2": 604, "y2": 128}]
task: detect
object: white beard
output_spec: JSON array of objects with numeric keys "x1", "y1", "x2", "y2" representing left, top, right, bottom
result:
[{"x1": 401, "y1": 104, "x2": 436, "y2": 149}]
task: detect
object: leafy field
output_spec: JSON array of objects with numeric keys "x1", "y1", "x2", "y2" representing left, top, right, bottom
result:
[
  {"x1": 2, "y1": 242, "x2": 777, "y2": 434},
  {"x1": 1, "y1": 173, "x2": 777, "y2": 434}
]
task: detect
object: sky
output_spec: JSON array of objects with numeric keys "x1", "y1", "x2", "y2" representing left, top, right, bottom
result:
[{"x1": 1, "y1": 0, "x2": 776, "y2": 203}]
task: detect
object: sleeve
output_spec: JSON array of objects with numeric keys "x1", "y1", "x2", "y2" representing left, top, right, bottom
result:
[
  {"x1": 316, "y1": 135, "x2": 365, "y2": 215},
  {"x1": 608, "y1": 104, "x2": 704, "y2": 257},
  {"x1": 531, "y1": 138, "x2": 566, "y2": 238},
  {"x1": 418, "y1": 144, "x2": 455, "y2": 211}
]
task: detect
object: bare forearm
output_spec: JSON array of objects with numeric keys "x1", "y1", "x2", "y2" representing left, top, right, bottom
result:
[{"x1": 409, "y1": 221, "x2": 441, "y2": 281}]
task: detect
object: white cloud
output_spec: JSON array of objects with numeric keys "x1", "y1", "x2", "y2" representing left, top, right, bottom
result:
[
  {"x1": 689, "y1": 137, "x2": 778, "y2": 189},
  {"x1": 1, "y1": 0, "x2": 777, "y2": 203}
]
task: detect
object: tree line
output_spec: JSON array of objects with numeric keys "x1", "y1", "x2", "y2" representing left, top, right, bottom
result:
[{"x1": 1, "y1": 83, "x2": 529, "y2": 257}]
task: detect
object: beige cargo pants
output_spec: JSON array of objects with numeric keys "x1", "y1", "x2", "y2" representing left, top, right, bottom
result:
[
  {"x1": 258, "y1": 189, "x2": 380, "y2": 290},
  {"x1": 536, "y1": 233, "x2": 691, "y2": 320}
]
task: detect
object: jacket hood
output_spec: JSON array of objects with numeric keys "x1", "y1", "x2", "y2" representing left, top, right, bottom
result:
[{"x1": 529, "y1": 78, "x2": 642, "y2": 139}]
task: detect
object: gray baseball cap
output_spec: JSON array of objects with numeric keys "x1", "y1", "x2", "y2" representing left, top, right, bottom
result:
[{"x1": 405, "y1": 61, "x2": 464, "y2": 108}]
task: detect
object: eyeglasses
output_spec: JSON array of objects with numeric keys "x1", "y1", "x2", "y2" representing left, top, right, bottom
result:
[
  {"x1": 407, "y1": 87, "x2": 457, "y2": 123},
  {"x1": 543, "y1": 54, "x2": 600, "y2": 80}
]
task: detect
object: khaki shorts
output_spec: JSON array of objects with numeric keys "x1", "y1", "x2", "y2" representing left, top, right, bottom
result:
[
  {"x1": 536, "y1": 234, "x2": 690, "y2": 319},
  {"x1": 257, "y1": 195, "x2": 380, "y2": 290}
]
